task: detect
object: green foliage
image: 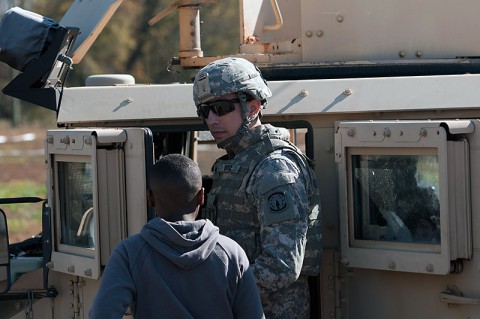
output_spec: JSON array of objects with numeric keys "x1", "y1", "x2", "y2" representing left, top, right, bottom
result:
[
  {"x1": 0, "y1": 181, "x2": 45, "y2": 239},
  {"x1": 0, "y1": 181, "x2": 45, "y2": 198}
]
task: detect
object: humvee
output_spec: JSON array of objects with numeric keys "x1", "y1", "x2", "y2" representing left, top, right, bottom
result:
[{"x1": 1, "y1": 0, "x2": 479, "y2": 318}]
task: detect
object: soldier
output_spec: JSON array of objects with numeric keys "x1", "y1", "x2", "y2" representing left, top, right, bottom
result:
[
  {"x1": 89, "y1": 154, "x2": 264, "y2": 319},
  {"x1": 193, "y1": 57, "x2": 322, "y2": 318}
]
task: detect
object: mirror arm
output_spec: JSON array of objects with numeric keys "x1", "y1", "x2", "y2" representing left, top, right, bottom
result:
[{"x1": 0, "y1": 287, "x2": 58, "y2": 301}]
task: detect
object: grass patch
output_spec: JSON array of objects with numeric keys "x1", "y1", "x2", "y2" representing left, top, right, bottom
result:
[
  {"x1": 0, "y1": 180, "x2": 46, "y2": 198},
  {"x1": 0, "y1": 181, "x2": 46, "y2": 243}
]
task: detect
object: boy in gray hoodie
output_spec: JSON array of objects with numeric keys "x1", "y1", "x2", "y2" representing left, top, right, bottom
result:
[{"x1": 89, "y1": 154, "x2": 264, "y2": 319}]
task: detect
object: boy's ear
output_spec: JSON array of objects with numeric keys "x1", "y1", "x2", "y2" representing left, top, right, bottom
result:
[
  {"x1": 197, "y1": 188, "x2": 205, "y2": 206},
  {"x1": 147, "y1": 189, "x2": 155, "y2": 207}
]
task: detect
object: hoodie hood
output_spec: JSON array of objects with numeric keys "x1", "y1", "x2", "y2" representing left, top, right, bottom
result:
[{"x1": 141, "y1": 218, "x2": 219, "y2": 270}]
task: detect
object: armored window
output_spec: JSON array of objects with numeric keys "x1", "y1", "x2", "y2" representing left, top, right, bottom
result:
[
  {"x1": 336, "y1": 120, "x2": 472, "y2": 274},
  {"x1": 46, "y1": 128, "x2": 150, "y2": 279},
  {"x1": 350, "y1": 151, "x2": 440, "y2": 248},
  {"x1": 57, "y1": 159, "x2": 95, "y2": 251}
]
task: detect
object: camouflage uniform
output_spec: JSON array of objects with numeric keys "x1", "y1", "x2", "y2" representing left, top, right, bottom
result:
[{"x1": 193, "y1": 57, "x2": 321, "y2": 318}]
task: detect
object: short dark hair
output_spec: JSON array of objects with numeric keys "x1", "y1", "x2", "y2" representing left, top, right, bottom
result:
[{"x1": 150, "y1": 154, "x2": 202, "y2": 203}]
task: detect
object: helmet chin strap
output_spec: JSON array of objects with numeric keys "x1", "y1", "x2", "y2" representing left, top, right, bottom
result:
[
  {"x1": 217, "y1": 92, "x2": 258, "y2": 151},
  {"x1": 238, "y1": 92, "x2": 257, "y2": 134}
]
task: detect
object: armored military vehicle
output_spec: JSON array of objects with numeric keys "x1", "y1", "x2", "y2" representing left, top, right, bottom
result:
[{"x1": 1, "y1": 0, "x2": 480, "y2": 318}]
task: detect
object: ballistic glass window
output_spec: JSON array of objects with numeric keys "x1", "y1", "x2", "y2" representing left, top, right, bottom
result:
[
  {"x1": 351, "y1": 153, "x2": 440, "y2": 246},
  {"x1": 57, "y1": 161, "x2": 94, "y2": 249}
]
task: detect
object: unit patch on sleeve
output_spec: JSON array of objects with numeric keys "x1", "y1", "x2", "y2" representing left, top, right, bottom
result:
[
  {"x1": 268, "y1": 192, "x2": 287, "y2": 212},
  {"x1": 263, "y1": 190, "x2": 299, "y2": 225}
]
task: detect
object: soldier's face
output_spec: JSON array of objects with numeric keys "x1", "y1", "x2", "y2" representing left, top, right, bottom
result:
[{"x1": 204, "y1": 93, "x2": 244, "y2": 144}]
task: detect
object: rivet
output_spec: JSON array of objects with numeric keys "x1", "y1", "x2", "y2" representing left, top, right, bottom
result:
[
  {"x1": 384, "y1": 128, "x2": 391, "y2": 137},
  {"x1": 388, "y1": 259, "x2": 396, "y2": 269}
]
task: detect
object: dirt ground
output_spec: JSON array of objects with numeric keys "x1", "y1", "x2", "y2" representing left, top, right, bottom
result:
[{"x1": 0, "y1": 125, "x2": 47, "y2": 184}]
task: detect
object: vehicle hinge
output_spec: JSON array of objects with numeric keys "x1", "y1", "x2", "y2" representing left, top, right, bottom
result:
[
  {"x1": 334, "y1": 250, "x2": 348, "y2": 319},
  {"x1": 68, "y1": 277, "x2": 85, "y2": 319},
  {"x1": 319, "y1": 250, "x2": 347, "y2": 319}
]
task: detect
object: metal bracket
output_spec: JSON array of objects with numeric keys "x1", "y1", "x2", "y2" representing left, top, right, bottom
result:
[{"x1": 439, "y1": 284, "x2": 480, "y2": 306}]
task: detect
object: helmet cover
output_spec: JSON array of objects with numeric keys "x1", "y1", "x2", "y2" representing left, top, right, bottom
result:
[{"x1": 193, "y1": 57, "x2": 272, "y2": 106}]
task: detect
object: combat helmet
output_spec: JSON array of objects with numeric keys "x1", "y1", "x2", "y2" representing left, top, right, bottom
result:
[
  {"x1": 193, "y1": 57, "x2": 272, "y2": 149},
  {"x1": 193, "y1": 57, "x2": 272, "y2": 106}
]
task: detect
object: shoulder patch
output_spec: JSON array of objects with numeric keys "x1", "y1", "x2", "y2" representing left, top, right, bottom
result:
[
  {"x1": 262, "y1": 189, "x2": 299, "y2": 225},
  {"x1": 268, "y1": 192, "x2": 287, "y2": 212}
]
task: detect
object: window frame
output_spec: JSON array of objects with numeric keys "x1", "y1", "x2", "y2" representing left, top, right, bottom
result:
[{"x1": 336, "y1": 120, "x2": 471, "y2": 275}]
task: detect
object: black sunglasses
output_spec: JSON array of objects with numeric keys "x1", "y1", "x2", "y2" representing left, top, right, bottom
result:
[{"x1": 196, "y1": 99, "x2": 240, "y2": 119}]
